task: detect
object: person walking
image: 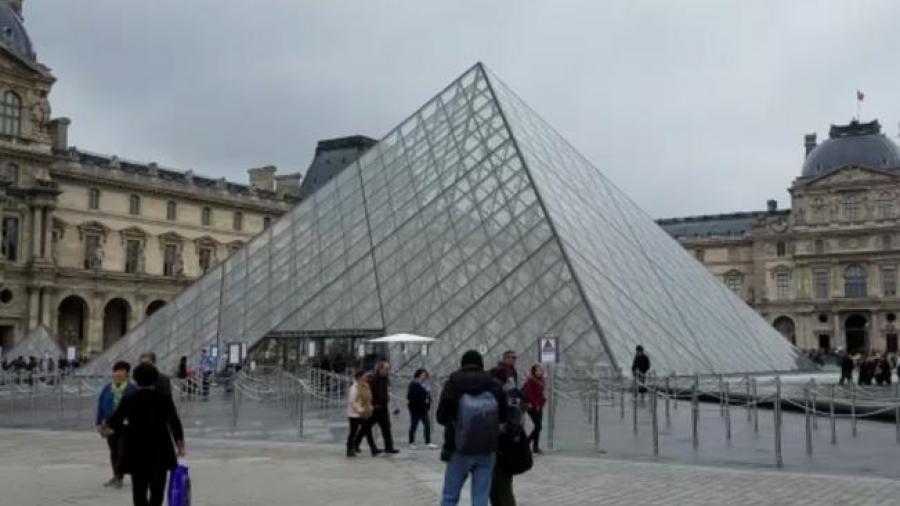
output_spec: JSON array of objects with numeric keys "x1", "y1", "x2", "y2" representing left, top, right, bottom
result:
[
  {"x1": 370, "y1": 361, "x2": 399, "y2": 454},
  {"x1": 631, "y1": 345, "x2": 651, "y2": 400},
  {"x1": 521, "y1": 364, "x2": 546, "y2": 454},
  {"x1": 839, "y1": 349, "x2": 854, "y2": 385},
  {"x1": 407, "y1": 368, "x2": 437, "y2": 449},
  {"x1": 497, "y1": 350, "x2": 519, "y2": 388},
  {"x1": 347, "y1": 369, "x2": 378, "y2": 457},
  {"x1": 139, "y1": 352, "x2": 171, "y2": 398},
  {"x1": 437, "y1": 350, "x2": 507, "y2": 506},
  {"x1": 106, "y1": 363, "x2": 185, "y2": 506},
  {"x1": 199, "y1": 349, "x2": 214, "y2": 399},
  {"x1": 95, "y1": 361, "x2": 136, "y2": 489}
]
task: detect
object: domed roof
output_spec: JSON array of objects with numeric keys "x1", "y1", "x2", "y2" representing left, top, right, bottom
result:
[
  {"x1": 0, "y1": 3, "x2": 34, "y2": 62},
  {"x1": 801, "y1": 120, "x2": 900, "y2": 178}
]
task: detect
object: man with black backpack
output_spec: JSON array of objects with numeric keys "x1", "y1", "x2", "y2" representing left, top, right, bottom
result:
[{"x1": 437, "y1": 350, "x2": 508, "y2": 506}]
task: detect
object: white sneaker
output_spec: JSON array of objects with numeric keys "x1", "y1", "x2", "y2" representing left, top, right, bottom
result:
[
  {"x1": 409, "y1": 444, "x2": 417, "y2": 450},
  {"x1": 426, "y1": 443, "x2": 439, "y2": 450}
]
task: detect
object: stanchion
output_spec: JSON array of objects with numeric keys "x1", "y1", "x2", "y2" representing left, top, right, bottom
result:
[
  {"x1": 232, "y1": 384, "x2": 239, "y2": 432},
  {"x1": 752, "y1": 378, "x2": 759, "y2": 434},
  {"x1": 851, "y1": 384, "x2": 857, "y2": 438},
  {"x1": 672, "y1": 373, "x2": 678, "y2": 411},
  {"x1": 664, "y1": 376, "x2": 671, "y2": 426},
  {"x1": 810, "y1": 378, "x2": 818, "y2": 430},
  {"x1": 548, "y1": 365, "x2": 556, "y2": 451},
  {"x1": 745, "y1": 375, "x2": 752, "y2": 423},
  {"x1": 297, "y1": 389, "x2": 305, "y2": 439},
  {"x1": 774, "y1": 376, "x2": 783, "y2": 468},
  {"x1": 718, "y1": 375, "x2": 725, "y2": 417},
  {"x1": 651, "y1": 386, "x2": 659, "y2": 457},
  {"x1": 593, "y1": 391, "x2": 600, "y2": 451},
  {"x1": 619, "y1": 377, "x2": 625, "y2": 420},
  {"x1": 632, "y1": 377, "x2": 639, "y2": 435},
  {"x1": 804, "y1": 383, "x2": 812, "y2": 456},
  {"x1": 830, "y1": 383, "x2": 837, "y2": 445},
  {"x1": 895, "y1": 383, "x2": 899, "y2": 445},
  {"x1": 691, "y1": 375, "x2": 699, "y2": 449},
  {"x1": 724, "y1": 381, "x2": 731, "y2": 441}
]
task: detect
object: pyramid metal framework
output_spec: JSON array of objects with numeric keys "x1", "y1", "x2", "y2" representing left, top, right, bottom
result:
[
  {"x1": 82, "y1": 63, "x2": 804, "y2": 377},
  {"x1": 6, "y1": 325, "x2": 62, "y2": 361}
]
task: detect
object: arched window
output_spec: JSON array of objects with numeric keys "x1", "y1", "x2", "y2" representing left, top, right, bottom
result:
[
  {"x1": 129, "y1": 194, "x2": 140, "y2": 216},
  {"x1": 776, "y1": 241, "x2": 786, "y2": 257},
  {"x1": 201, "y1": 207, "x2": 211, "y2": 226},
  {"x1": 233, "y1": 211, "x2": 243, "y2": 231},
  {"x1": 0, "y1": 91, "x2": 21, "y2": 136},
  {"x1": 844, "y1": 264, "x2": 867, "y2": 298},
  {"x1": 166, "y1": 200, "x2": 177, "y2": 221}
]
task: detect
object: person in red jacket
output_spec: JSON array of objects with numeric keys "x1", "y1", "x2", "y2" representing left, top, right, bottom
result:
[{"x1": 521, "y1": 364, "x2": 546, "y2": 454}]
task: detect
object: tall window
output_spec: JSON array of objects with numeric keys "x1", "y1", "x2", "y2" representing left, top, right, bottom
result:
[
  {"x1": 724, "y1": 273, "x2": 743, "y2": 294},
  {"x1": 88, "y1": 188, "x2": 100, "y2": 210},
  {"x1": 880, "y1": 202, "x2": 894, "y2": 220},
  {"x1": 5, "y1": 163, "x2": 18, "y2": 186},
  {"x1": 83, "y1": 234, "x2": 102, "y2": 269},
  {"x1": 883, "y1": 265, "x2": 897, "y2": 297},
  {"x1": 814, "y1": 239, "x2": 825, "y2": 255},
  {"x1": 844, "y1": 264, "x2": 867, "y2": 298},
  {"x1": 775, "y1": 271, "x2": 790, "y2": 300},
  {"x1": 124, "y1": 240, "x2": 141, "y2": 273},
  {"x1": 1, "y1": 216, "x2": 17, "y2": 261},
  {"x1": 814, "y1": 269, "x2": 829, "y2": 299},
  {"x1": 201, "y1": 207, "x2": 211, "y2": 226},
  {"x1": 776, "y1": 241, "x2": 786, "y2": 257},
  {"x1": 129, "y1": 194, "x2": 141, "y2": 216},
  {"x1": 263, "y1": 216, "x2": 272, "y2": 229},
  {"x1": 233, "y1": 211, "x2": 243, "y2": 231},
  {"x1": 0, "y1": 91, "x2": 21, "y2": 136},
  {"x1": 198, "y1": 246, "x2": 213, "y2": 274},
  {"x1": 166, "y1": 201, "x2": 177, "y2": 221},
  {"x1": 694, "y1": 249, "x2": 704, "y2": 261},
  {"x1": 843, "y1": 193, "x2": 862, "y2": 222},
  {"x1": 885, "y1": 234, "x2": 893, "y2": 251},
  {"x1": 163, "y1": 244, "x2": 179, "y2": 277}
]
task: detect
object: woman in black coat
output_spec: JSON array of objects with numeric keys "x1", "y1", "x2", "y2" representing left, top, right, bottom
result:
[{"x1": 107, "y1": 363, "x2": 185, "y2": 506}]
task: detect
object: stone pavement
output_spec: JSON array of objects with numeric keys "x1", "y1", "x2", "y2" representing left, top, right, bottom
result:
[{"x1": 2, "y1": 429, "x2": 900, "y2": 506}]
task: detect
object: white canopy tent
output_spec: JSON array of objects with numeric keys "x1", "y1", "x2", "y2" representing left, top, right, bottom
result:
[{"x1": 368, "y1": 333, "x2": 435, "y2": 344}]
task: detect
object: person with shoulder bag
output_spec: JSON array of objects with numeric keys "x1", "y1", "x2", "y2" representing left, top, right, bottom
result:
[{"x1": 348, "y1": 370, "x2": 380, "y2": 457}]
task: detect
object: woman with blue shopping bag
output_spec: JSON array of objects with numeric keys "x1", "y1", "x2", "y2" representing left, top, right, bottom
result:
[{"x1": 107, "y1": 362, "x2": 186, "y2": 506}]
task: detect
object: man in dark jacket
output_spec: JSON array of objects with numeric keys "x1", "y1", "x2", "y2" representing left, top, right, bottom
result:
[
  {"x1": 370, "y1": 361, "x2": 398, "y2": 454},
  {"x1": 631, "y1": 345, "x2": 651, "y2": 400},
  {"x1": 407, "y1": 368, "x2": 435, "y2": 449},
  {"x1": 839, "y1": 349, "x2": 854, "y2": 385},
  {"x1": 437, "y1": 350, "x2": 507, "y2": 506}
]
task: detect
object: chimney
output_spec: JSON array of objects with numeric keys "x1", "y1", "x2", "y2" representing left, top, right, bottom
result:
[
  {"x1": 248, "y1": 165, "x2": 277, "y2": 192},
  {"x1": 767, "y1": 199, "x2": 777, "y2": 212},
  {"x1": 804, "y1": 133, "x2": 817, "y2": 157},
  {"x1": 47, "y1": 117, "x2": 70, "y2": 152}
]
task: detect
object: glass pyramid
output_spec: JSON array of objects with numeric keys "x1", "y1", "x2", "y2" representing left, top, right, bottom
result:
[{"x1": 82, "y1": 63, "x2": 805, "y2": 377}]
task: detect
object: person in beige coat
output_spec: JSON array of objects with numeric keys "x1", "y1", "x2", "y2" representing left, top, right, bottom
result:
[{"x1": 347, "y1": 370, "x2": 379, "y2": 457}]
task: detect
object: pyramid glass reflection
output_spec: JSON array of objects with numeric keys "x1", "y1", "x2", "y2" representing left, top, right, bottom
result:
[{"x1": 83, "y1": 63, "x2": 805, "y2": 377}]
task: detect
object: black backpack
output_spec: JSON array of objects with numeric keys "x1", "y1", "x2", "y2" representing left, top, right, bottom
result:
[{"x1": 497, "y1": 421, "x2": 533, "y2": 475}]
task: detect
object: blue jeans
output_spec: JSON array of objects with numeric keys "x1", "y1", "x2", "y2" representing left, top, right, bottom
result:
[{"x1": 440, "y1": 452, "x2": 496, "y2": 506}]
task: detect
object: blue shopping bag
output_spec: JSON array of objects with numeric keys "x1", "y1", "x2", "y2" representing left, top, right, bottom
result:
[{"x1": 168, "y1": 462, "x2": 191, "y2": 506}]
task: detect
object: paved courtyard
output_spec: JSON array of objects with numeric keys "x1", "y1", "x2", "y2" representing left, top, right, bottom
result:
[{"x1": 2, "y1": 429, "x2": 900, "y2": 505}]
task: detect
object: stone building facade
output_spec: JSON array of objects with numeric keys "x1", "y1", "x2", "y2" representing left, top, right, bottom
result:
[
  {"x1": 0, "y1": 1, "x2": 313, "y2": 356},
  {"x1": 659, "y1": 119, "x2": 900, "y2": 355}
]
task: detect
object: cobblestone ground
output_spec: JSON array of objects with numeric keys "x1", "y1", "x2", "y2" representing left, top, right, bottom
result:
[{"x1": 3, "y1": 429, "x2": 900, "y2": 505}]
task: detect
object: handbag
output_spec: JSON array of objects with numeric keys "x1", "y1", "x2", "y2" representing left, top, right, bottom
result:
[{"x1": 168, "y1": 461, "x2": 191, "y2": 506}]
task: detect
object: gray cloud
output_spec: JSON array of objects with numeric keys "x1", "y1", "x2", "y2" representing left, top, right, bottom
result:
[{"x1": 24, "y1": 0, "x2": 900, "y2": 218}]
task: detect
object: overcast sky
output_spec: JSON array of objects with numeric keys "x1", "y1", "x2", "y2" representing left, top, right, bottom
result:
[{"x1": 22, "y1": 0, "x2": 900, "y2": 218}]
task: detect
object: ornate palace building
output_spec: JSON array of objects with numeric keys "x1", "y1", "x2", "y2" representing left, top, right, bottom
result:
[
  {"x1": 659, "y1": 119, "x2": 900, "y2": 355},
  {"x1": 0, "y1": 1, "x2": 374, "y2": 356}
]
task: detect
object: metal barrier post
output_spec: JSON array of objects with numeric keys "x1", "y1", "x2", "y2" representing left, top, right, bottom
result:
[
  {"x1": 774, "y1": 376, "x2": 783, "y2": 468},
  {"x1": 593, "y1": 391, "x2": 600, "y2": 451},
  {"x1": 724, "y1": 381, "x2": 731, "y2": 441},
  {"x1": 830, "y1": 383, "x2": 837, "y2": 445},
  {"x1": 664, "y1": 376, "x2": 671, "y2": 426},
  {"x1": 851, "y1": 383, "x2": 857, "y2": 438},
  {"x1": 752, "y1": 378, "x2": 759, "y2": 434},
  {"x1": 651, "y1": 386, "x2": 659, "y2": 457},
  {"x1": 297, "y1": 389, "x2": 305, "y2": 439},
  {"x1": 672, "y1": 373, "x2": 678, "y2": 411},
  {"x1": 619, "y1": 377, "x2": 625, "y2": 420},
  {"x1": 745, "y1": 375, "x2": 752, "y2": 423},
  {"x1": 810, "y1": 378, "x2": 818, "y2": 430},
  {"x1": 691, "y1": 375, "x2": 699, "y2": 449},
  {"x1": 718, "y1": 375, "x2": 725, "y2": 417},
  {"x1": 805, "y1": 382, "x2": 813, "y2": 456},
  {"x1": 895, "y1": 383, "x2": 899, "y2": 445},
  {"x1": 232, "y1": 384, "x2": 239, "y2": 431},
  {"x1": 548, "y1": 365, "x2": 556, "y2": 451}
]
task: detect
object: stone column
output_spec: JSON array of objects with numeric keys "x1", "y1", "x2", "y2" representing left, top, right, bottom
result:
[
  {"x1": 42, "y1": 208, "x2": 52, "y2": 260},
  {"x1": 39, "y1": 289, "x2": 52, "y2": 328},
  {"x1": 30, "y1": 207, "x2": 41, "y2": 260},
  {"x1": 27, "y1": 288, "x2": 39, "y2": 329},
  {"x1": 86, "y1": 295, "x2": 105, "y2": 354},
  {"x1": 834, "y1": 313, "x2": 842, "y2": 350}
]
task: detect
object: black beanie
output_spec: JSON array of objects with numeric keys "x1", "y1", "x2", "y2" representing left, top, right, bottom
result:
[{"x1": 460, "y1": 350, "x2": 484, "y2": 369}]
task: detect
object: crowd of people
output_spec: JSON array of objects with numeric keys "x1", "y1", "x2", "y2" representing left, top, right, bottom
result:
[
  {"x1": 344, "y1": 349, "x2": 546, "y2": 506},
  {"x1": 839, "y1": 349, "x2": 900, "y2": 386}
]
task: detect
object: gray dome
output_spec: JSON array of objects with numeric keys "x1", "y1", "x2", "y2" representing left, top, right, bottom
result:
[
  {"x1": 0, "y1": 4, "x2": 33, "y2": 62},
  {"x1": 801, "y1": 120, "x2": 900, "y2": 178}
]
